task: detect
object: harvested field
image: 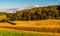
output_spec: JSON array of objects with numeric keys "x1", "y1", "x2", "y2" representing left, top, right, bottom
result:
[
  {"x1": 0, "y1": 20, "x2": 60, "y2": 36},
  {"x1": 0, "y1": 30, "x2": 54, "y2": 36}
]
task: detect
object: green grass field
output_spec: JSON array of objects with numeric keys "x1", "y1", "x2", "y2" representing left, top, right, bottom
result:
[
  {"x1": 0, "y1": 14, "x2": 6, "y2": 20},
  {"x1": 0, "y1": 30, "x2": 54, "y2": 36}
]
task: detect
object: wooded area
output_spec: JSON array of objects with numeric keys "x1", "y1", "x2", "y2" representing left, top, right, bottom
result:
[{"x1": 0, "y1": 5, "x2": 60, "y2": 21}]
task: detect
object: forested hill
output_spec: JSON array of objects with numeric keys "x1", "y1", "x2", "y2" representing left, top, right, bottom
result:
[{"x1": 0, "y1": 5, "x2": 60, "y2": 21}]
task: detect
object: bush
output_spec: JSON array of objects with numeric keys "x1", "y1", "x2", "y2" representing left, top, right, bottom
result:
[{"x1": 0, "y1": 19, "x2": 6, "y2": 23}]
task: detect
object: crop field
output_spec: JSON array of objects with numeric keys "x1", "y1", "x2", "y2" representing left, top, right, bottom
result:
[
  {"x1": 0, "y1": 19, "x2": 60, "y2": 36},
  {"x1": 0, "y1": 19, "x2": 60, "y2": 27}
]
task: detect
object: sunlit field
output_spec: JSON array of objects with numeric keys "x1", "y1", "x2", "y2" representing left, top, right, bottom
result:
[
  {"x1": 0, "y1": 20, "x2": 60, "y2": 36},
  {"x1": 0, "y1": 19, "x2": 60, "y2": 27}
]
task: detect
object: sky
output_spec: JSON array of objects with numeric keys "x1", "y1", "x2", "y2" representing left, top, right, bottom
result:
[{"x1": 0, "y1": 0, "x2": 60, "y2": 9}]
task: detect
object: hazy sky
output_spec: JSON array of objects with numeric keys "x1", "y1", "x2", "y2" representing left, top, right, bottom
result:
[{"x1": 0, "y1": 0, "x2": 60, "y2": 9}]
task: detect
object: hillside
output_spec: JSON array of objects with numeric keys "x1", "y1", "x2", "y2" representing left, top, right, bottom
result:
[
  {"x1": 0, "y1": 5, "x2": 60, "y2": 21},
  {"x1": 6, "y1": 4, "x2": 60, "y2": 21}
]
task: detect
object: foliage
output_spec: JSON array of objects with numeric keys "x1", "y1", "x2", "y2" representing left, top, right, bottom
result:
[{"x1": 0, "y1": 12, "x2": 6, "y2": 20}]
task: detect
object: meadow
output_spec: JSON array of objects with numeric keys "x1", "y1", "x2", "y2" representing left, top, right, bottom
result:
[
  {"x1": 0, "y1": 30, "x2": 54, "y2": 36},
  {"x1": 0, "y1": 14, "x2": 6, "y2": 20}
]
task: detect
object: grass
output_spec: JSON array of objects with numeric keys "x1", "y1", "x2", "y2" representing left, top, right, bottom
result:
[
  {"x1": 0, "y1": 14, "x2": 6, "y2": 20},
  {"x1": 0, "y1": 30, "x2": 54, "y2": 36}
]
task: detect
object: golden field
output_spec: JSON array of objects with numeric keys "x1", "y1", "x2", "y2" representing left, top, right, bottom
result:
[
  {"x1": 0, "y1": 19, "x2": 60, "y2": 36},
  {"x1": 0, "y1": 19, "x2": 60, "y2": 27}
]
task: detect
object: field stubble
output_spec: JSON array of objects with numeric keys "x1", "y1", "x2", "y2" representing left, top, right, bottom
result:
[{"x1": 0, "y1": 20, "x2": 60, "y2": 36}]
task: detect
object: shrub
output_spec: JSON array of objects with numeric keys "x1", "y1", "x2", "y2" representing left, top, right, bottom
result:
[{"x1": 0, "y1": 19, "x2": 6, "y2": 23}]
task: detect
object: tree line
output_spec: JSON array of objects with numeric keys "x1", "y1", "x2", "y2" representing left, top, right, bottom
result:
[{"x1": 1, "y1": 5, "x2": 60, "y2": 21}]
